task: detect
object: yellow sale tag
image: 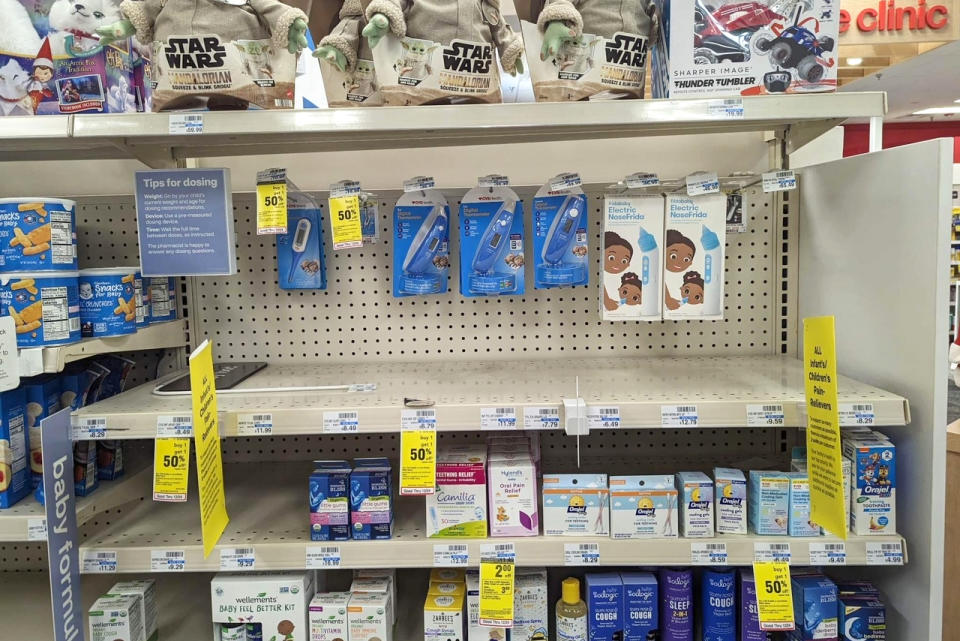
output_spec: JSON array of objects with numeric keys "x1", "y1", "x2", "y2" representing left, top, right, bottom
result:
[
  {"x1": 479, "y1": 549, "x2": 515, "y2": 627},
  {"x1": 400, "y1": 409, "x2": 436, "y2": 495},
  {"x1": 257, "y1": 181, "x2": 287, "y2": 235},
  {"x1": 752, "y1": 562, "x2": 795, "y2": 632},
  {"x1": 153, "y1": 437, "x2": 190, "y2": 502},
  {"x1": 329, "y1": 194, "x2": 363, "y2": 250},
  {"x1": 191, "y1": 340, "x2": 229, "y2": 558},
  {"x1": 803, "y1": 316, "x2": 847, "y2": 539}
]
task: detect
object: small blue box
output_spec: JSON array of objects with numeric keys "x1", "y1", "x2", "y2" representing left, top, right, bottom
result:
[
  {"x1": 73, "y1": 441, "x2": 99, "y2": 497},
  {"x1": 585, "y1": 573, "x2": 623, "y2": 641},
  {"x1": 791, "y1": 574, "x2": 838, "y2": 641},
  {"x1": 277, "y1": 193, "x2": 326, "y2": 290},
  {"x1": 22, "y1": 375, "x2": 61, "y2": 489},
  {"x1": 0, "y1": 387, "x2": 28, "y2": 508},
  {"x1": 620, "y1": 572, "x2": 657, "y2": 641},
  {"x1": 350, "y1": 459, "x2": 392, "y2": 540},
  {"x1": 839, "y1": 596, "x2": 885, "y2": 641},
  {"x1": 310, "y1": 460, "x2": 351, "y2": 541}
]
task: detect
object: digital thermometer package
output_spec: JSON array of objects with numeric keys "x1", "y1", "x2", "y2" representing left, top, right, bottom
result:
[
  {"x1": 393, "y1": 186, "x2": 451, "y2": 297},
  {"x1": 663, "y1": 193, "x2": 726, "y2": 320},
  {"x1": 602, "y1": 188, "x2": 664, "y2": 321},
  {"x1": 459, "y1": 181, "x2": 525, "y2": 297},
  {"x1": 533, "y1": 178, "x2": 588, "y2": 289},
  {"x1": 277, "y1": 190, "x2": 327, "y2": 290}
]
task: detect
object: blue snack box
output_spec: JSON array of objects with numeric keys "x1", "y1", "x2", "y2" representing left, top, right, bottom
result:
[
  {"x1": 310, "y1": 460, "x2": 351, "y2": 541},
  {"x1": 839, "y1": 596, "x2": 885, "y2": 641},
  {"x1": 585, "y1": 572, "x2": 623, "y2": 641},
  {"x1": 0, "y1": 387, "x2": 29, "y2": 508},
  {"x1": 791, "y1": 574, "x2": 838, "y2": 641},
  {"x1": 350, "y1": 459, "x2": 392, "y2": 540},
  {"x1": 23, "y1": 375, "x2": 61, "y2": 489}
]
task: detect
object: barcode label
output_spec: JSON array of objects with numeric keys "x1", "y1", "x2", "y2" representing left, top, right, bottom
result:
[
  {"x1": 523, "y1": 406, "x2": 560, "y2": 430},
  {"x1": 434, "y1": 543, "x2": 470, "y2": 567},
  {"x1": 220, "y1": 547, "x2": 256, "y2": 570},
  {"x1": 401, "y1": 408, "x2": 437, "y2": 431},
  {"x1": 839, "y1": 403, "x2": 875, "y2": 426},
  {"x1": 564, "y1": 543, "x2": 600, "y2": 566},
  {"x1": 480, "y1": 542, "x2": 515, "y2": 562},
  {"x1": 323, "y1": 410, "x2": 359, "y2": 434},
  {"x1": 157, "y1": 415, "x2": 193, "y2": 438},
  {"x1": 26, "y1": 518, "x2": 46, "y2": 541},
  {"x1": 306, "y1": 545, "x2": 342, "y2": 569},
  {"x1": 706, "y1": 97, "x2": 744, "y2": 119},
  {"x1": 809, "y1": 542, "x2": 846, "y2": 566},
  {"x1": 169, "y1": 114, "x2": 203, "y2": 134},
  {"x1": 691, "y1": 542, "x2": 728, "y2": 566},
  {"x1": 481, "y1": 407, "x2": 518, "y2": 430},
  {"x1": 762, "y1": 169, "x2": 797, "y2": 192},
  {"x1": 661, "y1": 404, "x2": 699, "y2": 427},
  {"x1": 746, "y1": 403, "x2": 785, "y2": 427},
  {"x1": 587, "y1": 405, "x2": 621, "y2": 429},
  {"x1": 237, "y1": 413, "x2": 273, "y2": 435},
  {"x1": 72, "y1": 416, "x2": 108, "y2": 440},
  {"x1": 83, "y1": 550, "x2": 117, "y2": 573},
  {"x1": 754, "y1": 542, "x2": 792, "y2": 564},
  {"x1": 686, "y1": 171, "x2": 720, "y2": 196},
  {"x1": 150, "y1": 549, "x2": 186, "y2": 572},
  {"x1": 866, "y1": 541, "x2": 904, "y2": 565}
]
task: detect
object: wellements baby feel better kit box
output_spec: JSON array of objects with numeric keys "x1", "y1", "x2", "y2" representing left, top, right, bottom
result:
[{"x1": 211, "y1": 572, "x2": 315, "y2": 641}]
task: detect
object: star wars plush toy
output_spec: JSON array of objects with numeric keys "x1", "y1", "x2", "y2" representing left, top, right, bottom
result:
[
  {"x1": 97, "y1": 0, "x2": 309, "y2": 110},
  {"x1": 523, "y1": 0, "x2": 657, "y2": 101}
]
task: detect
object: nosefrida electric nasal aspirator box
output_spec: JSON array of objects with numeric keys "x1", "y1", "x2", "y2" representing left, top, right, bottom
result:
[
  {"x1": 460, "y1": 177, "x2": 525, "y2": 297},
  {"x1": 663, "y1": 193, "x2": 726, "y2": 320},
  {"x1": 602, "y1": 188, "x2": 664, "y2": 321}
]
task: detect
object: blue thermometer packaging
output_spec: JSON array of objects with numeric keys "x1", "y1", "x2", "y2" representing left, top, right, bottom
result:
[
  {"x1": 277, "y1": 189, "x2": 327, "y2": 290},
  {"x1": 602, "y1": 186, "x2": 664, "y2": 321},
  {"x1": 393, "y1": 179, "x2": 450, "y2": 297},
  {"x1": 663, "y1": 192, "x2": 726, "y2": 320},
  {"x1": 459, "y1": 178, "x2": 525, "y2": 297},
  {"x1": 533, "y1": 175, "x2": 588, "y2": 289}
]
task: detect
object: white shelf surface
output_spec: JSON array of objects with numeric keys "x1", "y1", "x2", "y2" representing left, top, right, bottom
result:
[
  {"x1": 0, "y1": 466, "x2": 151, "y2": 541},
  {"x1": 78, "y1": 462, "x2": 906, "y2": 573},
  {"x1": 18, "y1": 319, "x2": 187, "y2": 376},
  {"x1": 0, "y1": 92, "x2": 886, "y2": 163},
  {"x1": 73, "y1": 355, "x2": 910, "y2": 438}
]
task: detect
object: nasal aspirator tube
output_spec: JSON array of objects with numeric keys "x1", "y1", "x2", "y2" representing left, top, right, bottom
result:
[
  {"x1": 701, "y1": 225, "x2": 723, "y2": 316},
  {"x1": 638, "y1": 225, "x2": 659, "y2": 318}
]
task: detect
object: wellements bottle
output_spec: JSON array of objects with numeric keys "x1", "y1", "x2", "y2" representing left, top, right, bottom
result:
[{"x1": 557, "y1": 577, "x2": 588, "y2": 641}]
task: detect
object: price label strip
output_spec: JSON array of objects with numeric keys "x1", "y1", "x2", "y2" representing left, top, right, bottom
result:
[
  {"x1": 762, "y1": 170, "x2": 797, "y2": 192},
  {"x1": 752, "y1": 562, "x2": 795, "y2": 632},
  {"x1": 838, "y1": 403, "x2": 875, "y2": 426},
  {"x1": 27, "y1": 518, "x2": 47, "y2": 541},
  {"x1": 587, "y1": 406, "x2": 621, "y2": 429},
  {"x1": 237, "y1": 413, "x2": 273, "y2": 435},
  {"x1": 72, "y1": 416, "x2": 107, "y2": 440},
  {"x1": 83, "y1": 551, "x2": 118, "y2": 574},
  {"x1": 157, "y1": 415, "x2": 192, "y2": 438},
  {"x1": 746, "y1": 404, "x2": 785, "y2": 427},
  {"x1": 220, "y1": 547, "x2": 255, "y2": 570},
  {"x1": 754, "y1": 542, "x2": 792, "y2": 564},
  {"x1": 400, "y1": 409, "x2": 436, "y2": 496},
  {"x1": 306, "y1": 545, "x2": 342, "y2": 569},
  {"x1": 151, "y1": 550, "x2": 186, "y2": 572},
  {"x1": 866, "y1": 541, "x2": 904, "y2": 566},
  {"x1": 153, "y1": 437, "x2": 190, "y2": 502},
  {"x1": 329, "y1": 191, "x2": 363, "y2": 250},
  {"x1": 690, "y1": 542, "x2": 728, "y2": 566},
  {"x1": 808, "y1": 542, "x2": 846, "y2": 566},
  {"x1": 706, "y1": 98, "x2": 744, "y2": 119},
  {"x1": 479, "y1": 543, "x2": 515, "y2": 627},
  {"x1": 523, "y1": 406, "x2": 560, "y2": 430},
  {"x1": 256, "y1": 168, "x2": 288, "y2": 235},
  {"x1": 685, "y1": 171, "x2": 720, "y2": 196},
  {"x1": 661, "y1": 405, "x2": 698, "y2": 427},
  {"x1": 323, "y1": 411, "x2": 359, "y2": 434},
  {"x1": 480, "y1": 407, "x2": 518, "y2": 430},
  {"x1": 564, "y1": 543, "x2": 600, "y2": 566},
  {"x1": 434, "y1": 543, "x2": 469, "y2": 567}
]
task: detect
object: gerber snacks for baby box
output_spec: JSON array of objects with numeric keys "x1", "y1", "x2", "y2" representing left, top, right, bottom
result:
[
  {"x1": 522, "y1": 0, "x2": 654, "y2": 101},
  {"x1": 460, "y1": 176, "x2": 524, "y2": 297},
  {"x1": 533, "y1": 174, "x2": 588, "y2": 289},
  {"x1": 602, "y1": 188, "x2": 664, "y2": 320},
  {"x1": 0, "y1": 387, "x2": 28, "y2": 508},
  {"x1": 367, "y1": 0, "x2": 528, "y2": 106},
  {"x1": 394, "y1": 178, "x2": 450, "y2": 297},
  {"x1": 0, "y1": 198, "x2": 77, "y2": 271}
]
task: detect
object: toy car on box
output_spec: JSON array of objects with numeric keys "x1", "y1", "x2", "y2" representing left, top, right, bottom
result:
[{"x1": 651, "y1": 0, "x2": 838, "y2": 98}]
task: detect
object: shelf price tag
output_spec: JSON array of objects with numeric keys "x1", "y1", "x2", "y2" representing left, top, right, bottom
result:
[
  {"x1": 625, "y1": 172, "x2": 660, "y2": 188},
  {"x1": 168, "y1": 114, "x2": 203, "y2": 134},
  {"x1": 838, "y1": 403, "x2": 875, "y2": 426},
  {"x1": 808, "y1": 542, "x2": 846, "y2": 566},
  {"x1": 27, "y1": 517, "x2": 47, "y2": 541},
  {"x1": 523, "y1": 406, "x2": 560, "y2": 430},
  {"x1": 587, "y1": 406, "x2": 620, "y2": 429},
  {"x1": 151, "y1": 550, "x2": 186, "y2": 572},
  {"x1": 329, "y1": 180, "x2": 363, "y2": 250},
  {"x1": 323, "y1": 411, "x2": 359, "y2": 433},
  {"x1": 754, "y1": 542, "x2": 792, "y2": 564},
  {"x1": 685, "y1": 171, "x2": 720, "y2": 196},
  {"x1": 706, "y1": 98, "x2": 744, "y2": 119},
  {"x1": 866, "y1": 541, "x2": 904, "y2": 565},
  {"x1": 481, "y1": 407, "x2": 517, "y2": 430},
  {"x1": 661, "y1": 405, "x2": 698, "y2": 427},
  {"x1": 746, "y1": 404, "x2": 785, "y2": 427},
  {"x1": 306, "y1": 545, "x2": 342, "y2": 569},
  {"x1": 153, "y1": 437, "x2": 190, "y2": 502},
  {"x1": 220, "y1": 547, "x2": 255, "y2": 570},
  {"x1": 83, "y1": 550, "x2": 118, "y2": 573},
  {"x1": 564, "y1": 543, "x2": 600, "y2": 566},
  {"x1": 157, "y1": 415, "x2": 193, "y2": 438},
  {"x1": 256, "y1": 168, "x2": 288, "y2": 235},
  {"x1": 479, "y1": 543, "x2": 515, "y2": 627},
  {"x1": 237, "y1": 413, "x2": 273, "y2": 435},
  {"x1": 691, "y1": 542, "x2": 728, "y2": 566},
  {"x1": 71, "y1": 416, "x2": 107, "y2": 440},
  {"x1": 762, "y1": 170, "x2": 797, "y2": 192},
  {"x1": 400, "y1": 409, "x2": 436, "y2": 496},
  {"x1": 752, "y1": 562, "x2": 795, "y2": 632},
  {"x1": 434, "y1": 543, "x2": 470, "y2": 567}
]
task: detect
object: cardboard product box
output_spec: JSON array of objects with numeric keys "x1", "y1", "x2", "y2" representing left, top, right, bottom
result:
[
  {"x1": 465, "y1": 570, "x2": 510, "y2": 641},
  {"x1": 347, "y1": 592, "x2": 391, "y2": 641},
  {"x1": 585, "y1": 573, "x2": 623, "y2": 641},
  {"x1": 513, "y1": 568, "x2": 548, "y2": 641},
  {"x1": 542, "y1": 473, "x2": 609, "y2": 536},
  {"x1": 602, "y1": 193, "x2": 665, "y2": 321},
  {"x1": 89, "y1": 593, "x2": 145, "y2": 641},
  {"x1": 676, "y1": 470, "x2": 714, "y2": 538},
  {"x1": 790, "y1": 574, "x2": 837, "y2": 641},
  {"x1": 211, "y1": 572, "x2": 315, "y2": 641},
  {"x1": 427, "y1": 445, "x2": 488, "y2": 538},
  {"x1": 424, "y1": 592, "x2": 466, "y2": 641},
  {"x1": 0, "y1": 387, "x2": 29, "y2": 508},
  {"x1": 650, "y1": 0, "x2": 839, "y2": 98},
  {"x1": 309, "y1": 592, "x2": 351, "y2": 641},
  {"x1": 842, "y1": 435, "x2": 896, "y2": 535},
  {"x1": 108, "y1": 579, "x2": 158, "y2": 641}
]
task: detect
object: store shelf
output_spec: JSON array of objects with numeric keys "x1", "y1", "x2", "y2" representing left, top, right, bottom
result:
[
  {"x1": 73, "y1": 355, "x2": 911, "y2": 439},
  {"x1": 78, "y1": 462, "x2": 907, "y2": 573},
  {"x1": 0, "y1": 465, "x2": 151, "y2": 541},
  {"x1": 18, "y1": 319, "x2": 188, "y2": 376},
  {"x1": 0, "y1": 92, "x2": 886, "y2": 165}
]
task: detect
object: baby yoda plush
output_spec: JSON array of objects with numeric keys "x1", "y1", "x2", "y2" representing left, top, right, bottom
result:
[
  {"x1": 97, "y1": 0, "x2": 308, "y2": 110},
  {"x1": 314, "y1": 0, "x2": 383, "y2": 106},
  {"x1": 321, "y1": 0, "x2": 526, "y2": 106},
  {"x1": 522, "y1": 0, "x2": 658, "y2": 101}
]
